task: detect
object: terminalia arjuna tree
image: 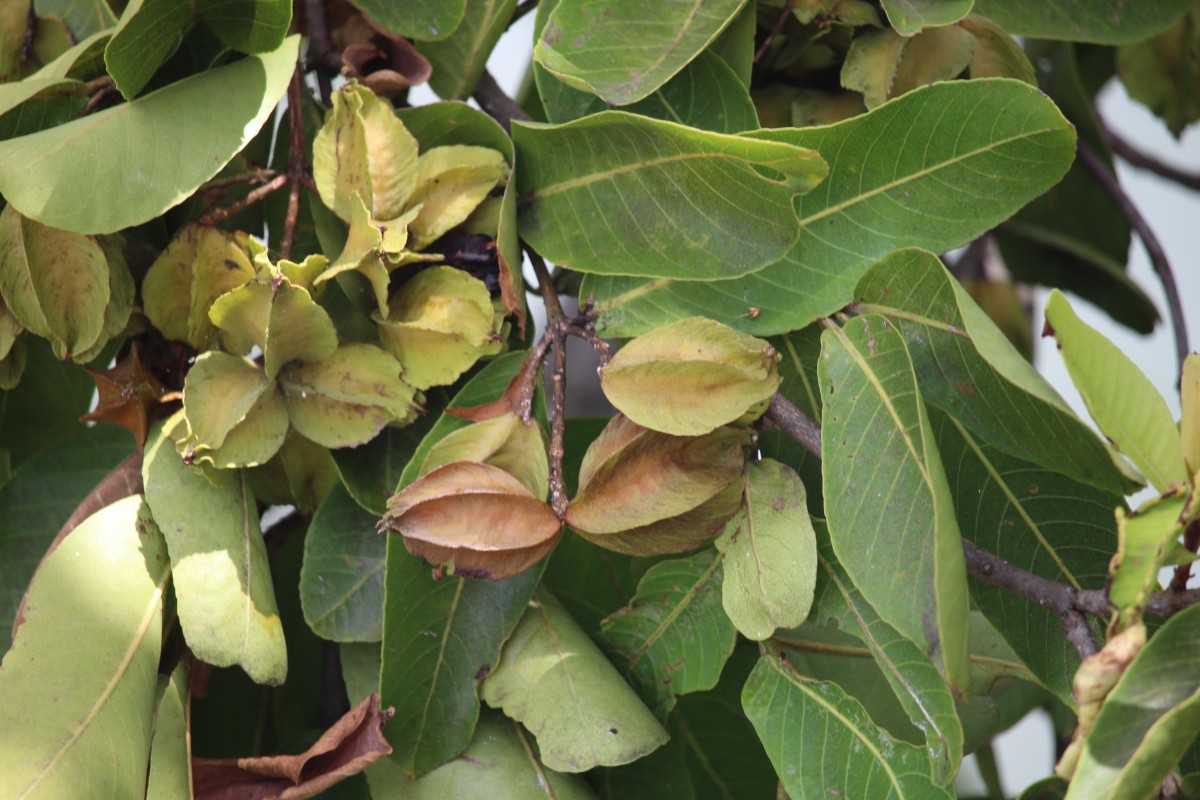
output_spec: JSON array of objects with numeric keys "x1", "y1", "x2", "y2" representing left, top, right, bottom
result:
[{"x1": 0, "y1": 0, "x2": 1198, "y2": 798}]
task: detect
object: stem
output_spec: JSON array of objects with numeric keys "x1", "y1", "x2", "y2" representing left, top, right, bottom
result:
[
  {"x1": 511, "y1": 0, "x2": 538, "y2": 26},
  {"x1": 1169, "y1": 518, "x2": 1200, "y2": 592},
  {"x1": 764, "y1": 394, "x2": 821, "y2": 458},
  {"x1": 754, "y1": 0, "x2": 796, "y2": 64},
  {"x1": 1103, "y1": 125, "x2": 1200, "y2": 192},
  {"x1": 529, "y1": 250, "x2": 565, "y2": 326},
  {"x1": 280, "y1": 69, "x2": 307, "y2": 260},
  {"x1": 549, "y1": 329, "x2": 568, "y2": 517},
  {"x1": 200, "y1": 173, "x2": 289, "y2": 225},
  {"x1": 1077, "y1": 140, "x2": 1189, "y2": 381},
  {"x1": 304, "y1": 0, "x2": 340, "y2": 105},
  {"x1": 473, "y1": 70, "x2": 530, "y2": 132}
]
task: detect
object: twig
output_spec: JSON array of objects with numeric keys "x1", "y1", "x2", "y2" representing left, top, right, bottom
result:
[
  {"x1": 473, "y1": 70, "x2": 530, "y2": 132},
  {"x1": 764, "y1": 394, "x2": 821, "y2": 458},
  {"x1": 280, "y1": 69, "x2": 307, "y2": 260},
  {"x1": 529, "y1": 251, "x2": 569, "y2": 515},
  {"x1": 511, "y1": 0, "x2": 538, "y2": 26},
  {"x1": 199, "y1": 168, "x2": 280, "y2": 192},
  {"x1": 21, "y1": 4, "x2": 37, "y2": 62},
  {"x1": 77, "y1": 77, "x2": 116, "y2": 117},
  {"x1": 1103, "y1": 125, "x2": 1200, "y2": 192},
  {"x1": 1060, "y1": 610, "x2": 1100, "y2": 660},
  {"x1": 754, "y1": 0, "x2": 796, "y2": 64},
  {"x1": 529, "y1": 250, "x2": 565, "y2": 325},
  {"x1": 200, "y1": 173, "x2": 289, "y2": 225},
  {"x1": 1169, "y1": 518, "x2": 1200, "y2": 592},
  {"x1": 304, "y1": 0, "x2": 340, "y2": 105},
  {"x1": 1077, "y1": 140, "x2": 1189, "y2": 380}
]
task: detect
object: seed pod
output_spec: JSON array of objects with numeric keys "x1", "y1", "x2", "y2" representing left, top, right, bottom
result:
[
  {"x1": 600, "y1": 316, "x2": 781, "y2": 436},
  {"x1": 380, "y1": 461, "x2": 562, "y2": 580},
  {"x1": 421, "y1": 412, "x2": 549, "y2": 498},
  {"x1": 565, "y1": 414, "x2": 745, "y2": 555}
]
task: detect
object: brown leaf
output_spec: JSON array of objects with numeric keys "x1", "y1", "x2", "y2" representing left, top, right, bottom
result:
[
  {"x1": 445, "y1": 357, "x2": 534, "y2": 422},
  {"x1": 380, "y1": 461, "x2": 563, "y2": 579},
  {"x1": 192, "y1": 692, "x2": 394, "y2": 800},
  {"x1": 81, "y1": 342, "x2": 172, "y2": 449}
]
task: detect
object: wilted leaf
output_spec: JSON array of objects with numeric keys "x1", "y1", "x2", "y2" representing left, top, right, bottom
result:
[
  {"x1": 192, "y1": 692, "x2": 394, "y2": 800},
  {"x1": 514, "y1": 111, "x2": 827, "y2": 280},
  {"x1": 600, "y1": 316, "x2": 780, "y2": 436},
  {"x1": 405, "y1": 145, "x2": 508, "y2": 249},
  {"x1": 481, "y1": 589, "x2": 669, "y2": 772},
  {"x1": 1109, "y1": 493, "x2": 1188, "y2": 627},
  {"x1": 420, "y1": 412, "x2": 549, "y2": 498},
  {"x1": 81, "y1": 343, "x2": 171, "y2": 448},
  {"x1": 534, "y1": 0, "x2": 748, "y2": 105},
  {"x1": 280, "y1": 344, "x2": 418, "y2": 449},
  {"x1": 598, "y1": 550, "x2": 735, "y2": 719},
  {"x1": 143, "y1": 415, "x2": 287, "y2": 685},
  {"x1": 715, "y1": 458, "x2": 816, "y2": 641},
  {"x1": 742, "y1": 648, "x2": 954, "y2": 799},
  {"x1": 842, "y1": 26, "x2": 976, "y2": 109},
  {"x1": 1045, "y1": 290, "x2": 1187, "y2": 493},
  {"x1": 0, "y1": 36, "x2": 299, "y2": 233},
  {"x1": 820, "y1": 314, "x2": 970, "y2": 692},
  {"x1": 381, "y1": 461, "x2": 562, "y2": 580},
  {"x1": 0, "y1": 496, "x2": 169, "y2": 800}
]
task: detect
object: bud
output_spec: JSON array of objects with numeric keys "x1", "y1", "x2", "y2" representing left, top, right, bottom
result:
[
  {"x1": 376, "y1": 266, "x2": 502, "y2": 390},
  {"x1": 421, "y1": 412, "x2": 549, "y2": 498},
  {"x1": 380, "y1": 461, "x2": 562, "y2": 580},
  {"x1": 600, "y1": 316, "x2": 781, "y2": 436},
  {"x1": 565, "y1": 414, "x2": 745, "y2": 555}
]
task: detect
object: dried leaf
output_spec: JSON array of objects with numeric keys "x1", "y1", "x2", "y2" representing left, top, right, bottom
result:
[
  {"x1": 81, "y1": 343, "x2": 171, "y2": 448},
  {"x1": 192, "y1": 692, "x2": 394, "y2": 800}
]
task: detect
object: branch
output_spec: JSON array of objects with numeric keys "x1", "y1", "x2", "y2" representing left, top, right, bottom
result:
[
  {"x1": 1077, "y1": 140, "x2": 1190, "y2": 381},
  {"x1": 754, "y1": 0, "x2": 796, "y2": 64},
  {"x1": 511, "y1": 0, "x2": 538, "y2": 26},
  {"x1": 473, "y1": 70, "x2": 530, "y2": 132},
  {"x1": 303, "y1": 0, "x2": 340, "y2": 104},
  {"x1": 764, "y1": 393, "x2": 821, "y2": 458},
  {"x1": 1103, "y1": 125, "x2": 1200, "y2": 192}
]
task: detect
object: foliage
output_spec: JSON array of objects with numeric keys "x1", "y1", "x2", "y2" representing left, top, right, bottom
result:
[{"x1": 0, "y1": 1, "x2": 1198, "y2": 798}]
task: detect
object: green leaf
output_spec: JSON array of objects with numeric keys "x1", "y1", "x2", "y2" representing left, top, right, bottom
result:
[
  {"x1": 481, "y1": 588, "x2": 669, "y2": 772},
  {"x1": 584, "y1": 78, "x2": 1077, "y2": 337},
  {"x1": 715, "y1": 458, "x2": 817, "y2": 641},
  {"x1": 514, "y1": 111, "x2": 827, "y2": 280},
  {"x1": 143, "y1": 415, "x2": 287, "y2": 685},
  {"x1": 820, "y1": 314, "x2": 970, "y2": 692},
  {"x1": 419, "y1": 0, "x2": 516, "y2": 100},
  {"x1": 879, "y1": 0, "x2": 972, "y2": 35},
  {"x1": 180, "y1": 351, "x2": 272, "y2": 454},
  {"x1": 854, "y1": 249, "x2": 1132, "y2": 497},
  {"x1": 842, "y1": 27, "x2": 977, "y2": 110},
  {"x1": 972, "y1": 0, "x2": 1192, "y2": 44},
  {"x1": 811, "y1": 520, "x2": 963, "y2": 787},
  {"x1": 742, "y1": 649, "x2": 955, "y2": 799},
  {"x1": 930, "y1": 407, "x2": 1119, "y2": 703},
  {"x1": 598, "y1": 550, "x2": 736, "y2": 719},
  {"x1": 0, "y1": 35, "x2": 299, "y2": 234},
  {"x1": 1020, "y1": 778, "x2": 1069, "y2": 799},
  {"x1": 1118, "y1": 6, "x2": 1200, "y2": 136},
  {"x1": 1066, "y1": 604, "x2": 1200, "y2": 798},
  {"x1": 366, "y1": 712, "x2": 600, "y2": 799},
  {"x1": 145, "y1": 661, "x2": 193, "y2": 799},
  {"x1": 0, "y1": 425, "x2": 130, "y2": 654},
  {"x1": 103, "y1": 0, "x2": 190, "y2": 99},
  {"x1": 0, "y1": 496, "x2": 169, "y2": 799},
  {"x1": 0, "y1": 78, "x2": 87, "y2": 141},
  {"x1": 534, "y1": 0, "x2": 748, "y2": 105},
  {"x1": 1109, "y1": 493, "x2": 1188, "y2": 621},
  {"x1": 0, "y1": 336, "x2": 95, "y2": 455},
  {"x1": 708, "y1": 0, "x2": 755, "y2": 86},
  {"x1": 36, "y1": 0, "x2": 118, "y2": 40},
  {"x1": 300, "y1": 483, "x2": 386, "y2": 642},
  {"x1": 347, "y1": 0, "x2": 466, "y2": 40},
  {"x1": 1045, "y1": 290, "x2": 1187, "y2": 493},
  {"x1": 197, "y1": 0, "x2": 292, "y2": 54}
]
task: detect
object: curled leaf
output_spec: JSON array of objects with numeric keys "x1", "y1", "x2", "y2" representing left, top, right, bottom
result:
[
  {"x1": 404, "y1": 145, "x2": 509, "y2": 250},
  {"x1": 600, "y1": 316, "x2": 781, "y2": 436},
  {"x1": 380, "y1": 461, "x2": 562, "y2": 580}
]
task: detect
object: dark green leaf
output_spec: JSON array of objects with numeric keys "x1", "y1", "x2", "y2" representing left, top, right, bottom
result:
[
  {"x1": 586, "y1": 79, "x2": 1076, "y2": 337},
  {"x1": 300, "y1": 483, "x2": 386, "y2": 642},
  {"x1": 104, "y1": 0, "x2": 190, "y2": 99},
  {"x1": 820, "y1": 314, "x2": 970, "y2": 692},
  {"x1": 198, "y1": 0, "x2": 293, "y2": 54},
  {"x1": 347, "y1": 0, "x2": 466, "y2": 41},
  {"x1": 598, "y1": 550, "x2": 736, "y2": 719},
  {"x1": 534, "y1": 0, "x2": 748, "y2": 104},
  {"x1": 708, "y1": 0, "x2": 755, "y2": 86},
  {"x1": 419, "y1": 0, "x2": 516, "y2": 100},
  {"x1": 972, "y1": 0, "x2": 1191, "y2": 44},
  {"x1": 0, "y1": 336, "x2": 97, "y2": 457},
  {"x1": 0, "y1": 35, "x2": 299, "y2": 233},
  {"x1": 515, "y1": 111, "x2": 827, "y2": 279},
  {"x1": 35, "y1": 0, "x2": 117, "y2": 40}
]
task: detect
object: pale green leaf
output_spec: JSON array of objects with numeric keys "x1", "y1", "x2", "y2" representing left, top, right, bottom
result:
[
  {"x1": 347, "y1": 0, "x2": 466, "y2": 41},
  {"x1": 1067, "y1": 604, "x2": 1200, "y2": 799},
  {"x1": 34, "y1": 0, "x2": 117, "y2": 40},
  {"x1": 584, "y1": 79, "x2": 1076, "y2": 337},
  {"x1": 880, "y1": 0, "x2": 972, "y2": 35},
  {"x1": 534, "y1": 0, "x2": 748, "y2": 105},
  {"x1": 1109, "y1": 493, "x2": 1188, "y2": 621},
  {"x1": 930, "y1": 407, "x2": 1119, "y2": 704},
  {"x1": 180, "y1": 351, "x2": 271, "y2": 454},
  {"x1": 820, "y1": 314, "x2": 970, "y2": 691},
  {"x1": 300, "y1": 483, "x2": 386, "y2": 642},
  {"x1": 514, "y1": 111, "x2": 827, "y2": 280},
  {"x1": 366, "y1": 713, "x2": 599, "y2": 799},
  {"x1": 197, "y1": 0, "x2": 292, "y2": 54},
  {"x1": 481, "y1": 589, "x2": 669, "y2": 772},
  {"x1": 715, "y1": 458, "x2": 816, "y2": 641},
  {"x1": 143, "y1": 415, "x2": 287, "y2": 685},
  {"x1": 972, "y1": 0, "x2": 1191, "y2": 44},
  {"x1": 1045, "y1": 290, "x2": 1187, "y2": 493},
  {"x1": 0, "y1": 35, "x2": 299, "y2": 233},
  {"x1": 145, "y1": 661, "x2": 193, "y2": 800},
  {"x1": 855, "y1": 249, "x2": 1133, "y2": 497},
  {"x1": 1184, "y1": 355, "x2": 1199, "y2": 480},
  {"x1": 0, "y1": 496, "x2": 169, "y2": 800},
  {"x1": 810, "y1": 520, "x2": 963, "y2": 787},
  {"x1": 104, "y1": 0, "x2": 190, "y2": 99},
  {"x1": 742, "y1": 650, "x2": 954, "y2": 799},
  {"x1": 419, "y1": 0, "x2": 516, "y2": 100},
  {"x1": 598, "y1": 550, "x2": 736, "y2": 719}
]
